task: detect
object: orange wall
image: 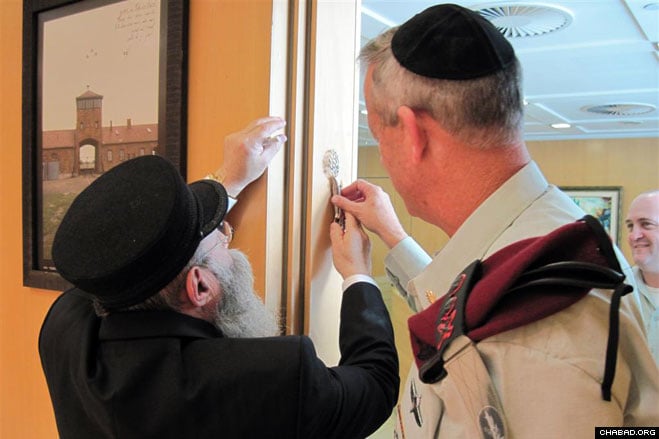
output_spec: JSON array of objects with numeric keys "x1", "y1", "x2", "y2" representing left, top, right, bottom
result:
[{"x1": 0, "y1": 0, "x2": 272, "y2": 436}]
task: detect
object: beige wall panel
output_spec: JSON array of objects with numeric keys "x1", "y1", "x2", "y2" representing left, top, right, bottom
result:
[{"x1": 305, "y1": 0, "x2": 360, "y2": 365}]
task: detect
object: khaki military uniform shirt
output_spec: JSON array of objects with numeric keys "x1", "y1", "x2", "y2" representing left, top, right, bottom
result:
[{"x1": 386, "y1": 162, "x2": 659, "y2": 438}]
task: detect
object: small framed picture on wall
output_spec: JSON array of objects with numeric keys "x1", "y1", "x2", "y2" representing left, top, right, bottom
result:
[{"x1": 561, "y1": 186, "x2": 622, "y2": 245}]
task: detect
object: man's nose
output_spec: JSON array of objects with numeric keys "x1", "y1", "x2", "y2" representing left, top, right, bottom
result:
[{"x1": 629, "y1": 225, "x2": 643, "y2": 240}]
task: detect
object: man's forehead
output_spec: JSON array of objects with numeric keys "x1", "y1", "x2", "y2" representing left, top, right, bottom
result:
[
  {"x1": 627, "y1": 195, "x2": 659, "y2": 221},
  {"x1": 199, "y1": 230, "x2": 222, "y2": 251},
  {"x1": 635, "y1": 194, "x2": 659, "y2": 209}
]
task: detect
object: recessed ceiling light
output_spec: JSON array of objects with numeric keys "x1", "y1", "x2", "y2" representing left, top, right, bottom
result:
[
  {"x1": 475, "y1": 3, "x2": 573, "y2": 38},
  {"x1": 551, "y1": 123, "x2": 571, "y2": 129},
  {"x1": 643, "y1": 3, "x2": 659, "y2": 11}
]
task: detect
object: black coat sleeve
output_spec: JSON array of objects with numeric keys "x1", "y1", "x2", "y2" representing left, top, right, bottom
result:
[{"x1": 297, "y1": 281, "x2": 400, "y2": 439}]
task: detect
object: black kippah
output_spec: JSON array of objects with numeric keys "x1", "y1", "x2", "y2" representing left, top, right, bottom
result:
[{"x1": 391, "y1": 3, "x2": 515, "y2": 80}]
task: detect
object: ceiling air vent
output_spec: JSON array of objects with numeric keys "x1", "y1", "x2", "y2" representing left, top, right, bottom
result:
[
  {"x1": 475, "y1": 3, "x2": 573, "y2": 38},
  {"x1": 582, "y1": 103, "x2": 656, "y2": 116}
]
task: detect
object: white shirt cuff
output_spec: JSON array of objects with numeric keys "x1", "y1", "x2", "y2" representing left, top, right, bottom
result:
[
  {"x1": 226, "y1": 196, "x2": 238, "y2": 212},
  {"x1": 342, "y1": 274, "x2": 378, "y2": 292}
]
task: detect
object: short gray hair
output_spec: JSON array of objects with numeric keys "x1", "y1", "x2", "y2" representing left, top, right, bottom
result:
[{"x1": 359, "y1": 27, "x2": 524, "y2": 149}]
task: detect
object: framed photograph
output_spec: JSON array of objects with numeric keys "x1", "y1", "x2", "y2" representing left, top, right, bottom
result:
[
  {"x1": 22, "y1": 0, "x2": 189, "y2": 290},
  {"x1": 561, "y1": 186, "x2": 622, "y2": 245}
]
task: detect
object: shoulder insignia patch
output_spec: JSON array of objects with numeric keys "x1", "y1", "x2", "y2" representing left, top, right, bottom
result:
[{"x1": 478, "y1": 405, "x2": 505, "y2": 439}]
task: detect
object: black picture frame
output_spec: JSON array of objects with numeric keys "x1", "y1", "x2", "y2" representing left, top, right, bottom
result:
[{"x1": 22, "y1": 0, "x2": 189, "y2": 290}]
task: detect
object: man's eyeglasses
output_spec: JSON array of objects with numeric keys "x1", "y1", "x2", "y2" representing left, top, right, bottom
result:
[
  {"x1": 194, "y1": 221, "x2": 235, "y2": 269},
  {"x1": 218, "y1": 221, "x2": 234, "y2": 247},
  {"x1": 199, "y1": 220, "x2": 234, "y2": 260}
]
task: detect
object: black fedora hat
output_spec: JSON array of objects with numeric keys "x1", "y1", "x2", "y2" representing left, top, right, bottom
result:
[{"x1": 52, "y1": 155, "x2": 228, "y2": 309}]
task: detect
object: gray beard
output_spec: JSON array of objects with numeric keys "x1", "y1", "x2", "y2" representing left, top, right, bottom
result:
[{"x1": 205, "y1": 249, "x2": 281, "y2": 338}]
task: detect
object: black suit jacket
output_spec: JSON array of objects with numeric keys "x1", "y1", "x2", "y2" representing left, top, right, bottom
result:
[{"x1": 39, "y1": 282, "x2": 399, "y2": 438}]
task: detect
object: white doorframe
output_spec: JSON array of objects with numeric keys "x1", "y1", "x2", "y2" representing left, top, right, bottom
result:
[{"x1": 267, "y1": 0, "x2": 361, "y2": 363}]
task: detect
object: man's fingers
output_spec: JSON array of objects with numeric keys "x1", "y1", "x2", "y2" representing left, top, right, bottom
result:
[
  {"x1": 340, "y1": 181, "x2": 362, "y2": 196},
  {"x1": 248, "y1": 117, "x2": 286, "y2": 140},
  {"x1": 332, "y1": 195, "x2": 361, "y2": 215},
  {"x1": 342, "y1": 211, "x2": 359, "y2": 232},
  {"x1": 262, "y1": 134, "x2": 287, "y2": 150},
  {"x1": 260, "y1": 136, "x2": 285, "y2": 162},
  {"x1": 353, "y1": 179, "x2": 376, "y2": 193},
  {"x1": 329, "y1": 220, "x2": 344, "y2": 245},
  {"x1": 341, "y1": 179, "x2": 378, "y2": 201}
]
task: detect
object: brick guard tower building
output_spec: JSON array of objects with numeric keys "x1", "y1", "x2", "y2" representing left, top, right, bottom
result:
[{"x1": 42, "y1": 88, "x2": 159, "y2": 180}]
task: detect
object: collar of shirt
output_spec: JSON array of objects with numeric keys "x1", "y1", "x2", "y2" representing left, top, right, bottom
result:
[
  {"x1": 633, "y1": 266, "x2": 659, "y2": 309},
  {"x1": 410, "y1": 161, "x2": 550, "y2": 310}
]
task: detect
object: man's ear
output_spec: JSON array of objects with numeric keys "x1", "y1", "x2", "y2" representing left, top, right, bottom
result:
[
  {"x1": 185, "y1": 266, "x2": 214, "y2": 307},
  {"x1": 396, "y1": 105, "x2": 427, "y2": 163}
]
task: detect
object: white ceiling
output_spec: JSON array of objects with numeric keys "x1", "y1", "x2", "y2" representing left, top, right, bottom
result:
[{"x1": 358, "y1": 0, "x2": 659, "y2": 144}]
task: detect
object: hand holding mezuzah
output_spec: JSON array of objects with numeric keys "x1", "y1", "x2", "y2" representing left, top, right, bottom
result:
[{"x1": 323, "y1": 149, "x2": 345, "y2": 229}]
